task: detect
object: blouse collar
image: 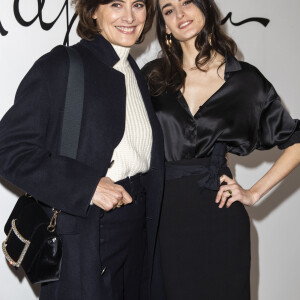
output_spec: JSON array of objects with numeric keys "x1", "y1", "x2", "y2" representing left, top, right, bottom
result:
[
  {"x1": 225, "y1": 55, "x2": 242, "y2": 73},
  {"x1": 224, "y1": 55, "x2": 242, "y2": 80}
]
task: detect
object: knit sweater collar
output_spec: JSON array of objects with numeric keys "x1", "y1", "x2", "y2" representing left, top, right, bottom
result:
[
  {"x1": 80, "y1": 34, "x2": 129, "y2": 68},
  {"x1": 111, "y1": 44, "x2": 130, "y2": 67},
  {"x1": 79, "y1": 34, "x2": 142, "y2": 79}
]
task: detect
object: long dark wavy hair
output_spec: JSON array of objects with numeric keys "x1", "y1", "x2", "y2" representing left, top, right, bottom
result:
[{"x1": 147, "y1": 0, "x2": 237, "y2": 95}]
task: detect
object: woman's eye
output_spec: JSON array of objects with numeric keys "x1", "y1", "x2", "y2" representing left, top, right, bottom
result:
[
  {"x1": 164, "y1": 9, "x2": 173, "y2": 15},
  {"x1": 111, "y1": 2, "x2": 121, "y2": 8},
  {"x1": 183, "y1": 0, "x2": 192, "y2": 5},
  {"x1": 134, "y1": 2, "x2": 145, "y2": 8}
]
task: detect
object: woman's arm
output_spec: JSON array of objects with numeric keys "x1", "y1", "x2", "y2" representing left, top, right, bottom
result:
[
  {"x1": 216, "y1": 143, "x2": 300, "y2": 208},
  {"x1": 0, "y1": 54, "x2": 103, "y2": 217}
]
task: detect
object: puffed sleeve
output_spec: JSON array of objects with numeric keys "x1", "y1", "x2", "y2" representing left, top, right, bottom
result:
[
  {"x1": 257, "y1": 85, "x2": 300, "y2": 150},
  {"x1": 0, "y1": 57, "x2": 101, "y2": 217}
]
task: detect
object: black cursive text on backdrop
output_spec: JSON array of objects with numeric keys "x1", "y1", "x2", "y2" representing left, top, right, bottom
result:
[
  {"x1": 0, "y1": 0, "x2": 78, "y2": 45},
  {"x1": 221, "y1": 12, "x2": 270, "y2": 27},
  {"x1": 0, "y1": 21, "x2": 8, "y2": 36},
  {"x1": 0, "y1": 0, "x2": 270, "y2": 45}
]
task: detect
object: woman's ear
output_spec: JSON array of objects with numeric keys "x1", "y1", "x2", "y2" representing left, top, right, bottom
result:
[
  {"x1": 92, "y1": 7, "x2": 98, "y2": 20},
  {"x1": 165, "y1": 25, "x2": 171, "y2": 34}
]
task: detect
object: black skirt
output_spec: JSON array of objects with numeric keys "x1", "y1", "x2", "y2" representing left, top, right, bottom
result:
[{"x1": 159, "y1": 144, "x2": 250, "y2": 300}]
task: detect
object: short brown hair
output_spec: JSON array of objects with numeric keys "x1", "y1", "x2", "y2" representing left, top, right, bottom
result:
[{"x1": 72, "y1": 0, "x2": 154, "y2": 43}]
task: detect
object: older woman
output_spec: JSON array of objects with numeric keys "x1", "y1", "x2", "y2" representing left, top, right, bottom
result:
[
  {"x1": 0, "y1": 0, "x2": 164, "y2": 299},
  {"x1": 143, "y1": 0, "x2": 300, "y2": 299}
]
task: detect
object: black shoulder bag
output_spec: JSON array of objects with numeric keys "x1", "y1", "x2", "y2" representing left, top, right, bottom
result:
[{"x1": 1, "y1": 47, "x2": 84, "y2": 284}]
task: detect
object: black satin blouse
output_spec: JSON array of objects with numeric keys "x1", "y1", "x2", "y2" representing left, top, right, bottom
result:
[{"x1": 142, "y1": 56, "x2": 300, "y2": 162}]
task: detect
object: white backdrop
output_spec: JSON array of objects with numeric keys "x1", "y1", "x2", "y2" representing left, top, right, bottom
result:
[{"x1": 0, "y1": 0, "x2": 299, "y2": 299}]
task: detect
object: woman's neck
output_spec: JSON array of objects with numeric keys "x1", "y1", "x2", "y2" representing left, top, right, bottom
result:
[
  {"x1": 180, "y1": 38, "x2": 224, "y2": 71},
  {"x1": 180, "y1": 38, "x2": 199, "y2": 69}
]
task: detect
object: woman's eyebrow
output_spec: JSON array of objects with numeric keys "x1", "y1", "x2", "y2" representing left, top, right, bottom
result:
[
  {"x1": 112, "y1": 0, "x2": 146, "y2": 3},
  {"x1": 161, "y1": 3, "x2": 172, "y2": 10},
  {"x1": 162, "y1": 0, "x2": 183, "y2": 9}
]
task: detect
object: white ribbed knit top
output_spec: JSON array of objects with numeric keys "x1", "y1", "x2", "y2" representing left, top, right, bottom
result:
[{"x1": 105, "y1": 44, "x2": 152, "y2": 182}]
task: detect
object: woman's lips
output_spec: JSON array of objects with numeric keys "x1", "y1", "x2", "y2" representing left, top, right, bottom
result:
[
  {"x1": 115, "y1": 26, "x2": 136, "y2": 34},
  {"x1": 178, "y1": 20, "x2": 193, "y2": 29}
]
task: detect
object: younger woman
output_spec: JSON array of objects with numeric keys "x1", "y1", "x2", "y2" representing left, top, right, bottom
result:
[{"x1": 143, "y1": 0, "x2": 300, "y2": 299}]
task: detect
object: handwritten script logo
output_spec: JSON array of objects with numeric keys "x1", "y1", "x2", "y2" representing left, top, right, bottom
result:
[
  {"x1": 0, "y1": 0, "x2": 270, "y2": 45},
  {"x1": 0, "y1": 0, "x2": 77, "y2": 45}
]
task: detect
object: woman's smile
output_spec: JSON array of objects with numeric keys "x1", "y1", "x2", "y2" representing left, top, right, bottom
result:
[
  {"x1": 178, "y1": 20, "x2": 193, "y2": 29},
  {"x1": 115, "y1": 25, "x2": 137, "y2": 34}
]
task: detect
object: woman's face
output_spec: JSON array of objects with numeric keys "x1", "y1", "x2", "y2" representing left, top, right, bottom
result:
[
  {"x1": 159, "y1": 0, "x2": 205, "y2": 43},
  {"x1": 93, "y1": 0, "x2": 147, "y2": 47}
]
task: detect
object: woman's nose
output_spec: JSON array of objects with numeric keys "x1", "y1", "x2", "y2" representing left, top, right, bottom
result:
[
  {"x1": 122, "y1": 8, "x2": 135, "y2": 23},
  {"x1": 176, "y1": 7, "x2": 184, "y2": 19}
]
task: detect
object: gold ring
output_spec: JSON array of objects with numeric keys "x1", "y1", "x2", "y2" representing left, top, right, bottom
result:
[{"x1": 117, "y1": 201, "x2": 124, "y2": 208}]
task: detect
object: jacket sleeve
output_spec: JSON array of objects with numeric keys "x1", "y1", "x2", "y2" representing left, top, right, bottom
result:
[
  {"x1": 0, "y1": 57, "x2": 101, "y2": 217},
  {"x1": 256, "y1": 85, "x2": 300, "y2": 150}
]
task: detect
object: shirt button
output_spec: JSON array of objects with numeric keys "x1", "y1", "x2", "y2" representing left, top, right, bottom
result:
[
  {"x1": 101, "y1": 266, "x2": 106, "y2": 276},
  {"x1": 109, "y1": 160, "x2": 115, "y2": 168}
]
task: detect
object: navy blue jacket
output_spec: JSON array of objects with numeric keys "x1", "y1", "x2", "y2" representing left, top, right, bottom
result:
[{"x1": 0, "y1": 35, "x2": 164, "y2": 299}]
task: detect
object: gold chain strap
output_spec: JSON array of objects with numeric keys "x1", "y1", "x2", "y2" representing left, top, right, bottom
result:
[
  {"x1": 47, "y1": 208, "x2": 61, "y2": 233},
  {"x1": 25, "y1": 193, "x2": 61, "y2": 233}
]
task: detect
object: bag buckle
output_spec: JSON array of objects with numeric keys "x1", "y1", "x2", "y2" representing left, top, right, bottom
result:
[{"x1": 2, "y1": 219, "x2": 31, "y2": 268}]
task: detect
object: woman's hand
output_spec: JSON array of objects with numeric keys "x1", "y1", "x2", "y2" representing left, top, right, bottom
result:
[
  {"x1": 91, "y1": 177, "x2": 132, "y2": 211},
  {"x1": 215, "y1": 175, "x2": 259, "y2": 208},
  {"x1": 216, "y1": 144, "x2": 300, "y2": 209}
]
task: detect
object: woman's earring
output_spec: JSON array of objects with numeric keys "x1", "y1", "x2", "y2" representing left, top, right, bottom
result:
[
  {"x1": 208, "y1": 34, "x2": 212, "y2": 46},
  {"x1": 165, "y1": 33, "x2": 173, "y2": 49}
]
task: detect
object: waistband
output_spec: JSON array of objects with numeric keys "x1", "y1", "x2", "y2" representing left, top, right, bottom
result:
[{"x1": 165, "y1": 143, "x2": 228, "y2": 191}]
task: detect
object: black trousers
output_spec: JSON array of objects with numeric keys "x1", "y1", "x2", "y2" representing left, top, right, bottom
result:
[
  {"x1": 159, "y1": 144, "x2": 251, "y2": 300},
  {"x1": 99, "y1": 173, "x2": 147, "y2": 300}
]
